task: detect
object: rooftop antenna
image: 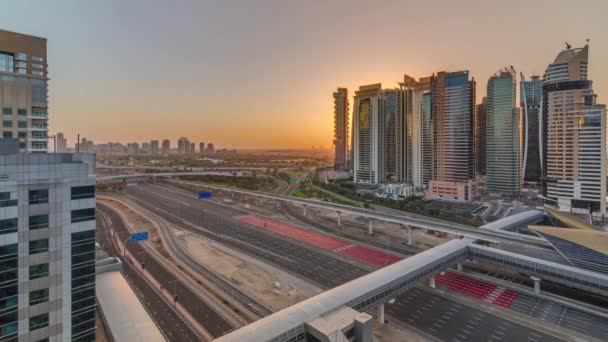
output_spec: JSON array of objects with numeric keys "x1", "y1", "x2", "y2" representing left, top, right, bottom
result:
[{"x1": 565, "y1": 41, "x2": 572, "y2": 49}]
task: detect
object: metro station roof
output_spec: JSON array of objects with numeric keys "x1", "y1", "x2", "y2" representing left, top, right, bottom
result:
[
  {"x1": 96, "y1": 271, "x2": 166, "y2": 342},
  {"x1": 530, "y1": 225, "x2": 608, "y2": 274}
]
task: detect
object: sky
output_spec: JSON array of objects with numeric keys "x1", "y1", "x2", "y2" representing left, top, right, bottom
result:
[{"x1": 1, "y1": 0, "x2": 607, "y2": 149}]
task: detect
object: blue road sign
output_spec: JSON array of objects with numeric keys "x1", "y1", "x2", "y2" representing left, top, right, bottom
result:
[
  {"x1": 197, "y1": 191, "x2": 213, "y2": 199},
  {"x1": 131, "y1": 231, "x2": 149, "y2": 242}
]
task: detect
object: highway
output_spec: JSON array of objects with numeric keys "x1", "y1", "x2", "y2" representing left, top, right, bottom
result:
[
  {"x1": 164, "y1": 178, "x2": 549, "y2": 247},
  {"x1": 123, "y1": 182, "x2": 563, "y2": 342},
  {"x1": 111, "y1": 195, "x2": 273, "y2": 318},
  {"x1": 96, "y1": 202, "x2": 236, "y2": 338},
  {"x1": 96, "y1": 214, "x2": 201, "y2": 342}
]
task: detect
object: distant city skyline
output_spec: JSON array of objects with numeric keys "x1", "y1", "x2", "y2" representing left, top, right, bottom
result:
[{"x1": 1, "y1": 0, "x2": 607, "y2": 148}]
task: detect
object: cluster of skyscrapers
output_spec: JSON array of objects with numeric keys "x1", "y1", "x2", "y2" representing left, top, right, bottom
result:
[
  {"x1": 0, "y1": 29, "x2": 97, "y2": 342},
  {"x1": 334, "y1": 42, "x2": 606, "y2": 216}
]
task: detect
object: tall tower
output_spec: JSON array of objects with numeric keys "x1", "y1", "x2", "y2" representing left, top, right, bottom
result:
[
  {"x1": 431, "y1": 71, "x2": 476, "y2": 182},
  {"x1": 353, "y1": 84, "x2": 384, "y2": 184},
  {"x1": 475, "y1": 97, "x2": 487, "y2": 176},
  {"x1": 521, "y1": 75, "x2": 543, "y2": 183},
  {"x1": 0, "y1": 29, "x2": 49, "y2": 152},
  {"x1": 332, "y1": 88, "x2": 349, "y2": 171},
  {"x1": 542, "y1": 43, "x2": 606, "y2": 216},
  {"x1": 486, "y1": 67, "x2": 522, "y2": 197}
]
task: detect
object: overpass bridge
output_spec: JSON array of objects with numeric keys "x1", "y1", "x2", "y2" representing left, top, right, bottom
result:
[
  {"x1": 97, "y1": 174, "x2": 548, "y2": 247},
  {"x1": 215, "y1": 239, "x2": 608, "y2": 342}
]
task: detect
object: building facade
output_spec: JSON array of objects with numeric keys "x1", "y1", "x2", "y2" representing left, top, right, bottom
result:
[
  {"x1": 542, "y1": 44, "x2": 606, "y2": 215},
  {"x1": 474, "y1": 98, "x2": 486, "y2": 176},
  {"x1": 199, "y1": 142, "x2": 205, "y2": 154},
  {"x1": 0, "y1": 146, "x2": 97, "y2": 341},
  {"x1": 161, "y1": 139, "x2": 170, "y2": 155},
  {"x1": 0, "y1": 30, "x2": 49, "y2": 153},
  {"x1": 486, "y1": 68, "x2": 522, "y2": 197},
  {"x1": 353, "y1": 84, "x2": 384, "y2": 184},
  {"x1": 426, "y1": 71, "x2": 477, "y2": 201},
  {"x1": 521, "y1": 75, "x2": 543, "y2": 183},
  {"x1": 56, "y1": 133, "x2": 67, "y2": 153},
  {"x1": 332, "y1": 88, "x2": 349, "y2": 171},
  {"x1": 150, "y1": 140, "x2": 159, "y2": 155}
]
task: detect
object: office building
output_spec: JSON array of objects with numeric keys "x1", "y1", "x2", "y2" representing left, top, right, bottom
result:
[
  {"x1": 127, "y1": 142, "x2": 139, "y2": 155},
  {"x1": 333, "y1": 88, "x2": 349, "y2": 171},
  {"x1": 177, "y1": 137, "x2": 189, "y2": 154},
  {"x1": 425, "y1": 71, "x2": 477, "y2": 201},
  {"x1": 161, "y1": 139, "x2": 170, "y2": 155},
  {"x1": 199, "y1": 142, "x2": 205, "y2": 154},
  {"x1": 150, "y1": 140, "x2": 159, "y2": 155},
  {"x1": 521, "y1": 75, "x2": 543, "y2": 183},
  {"x1": 0, "y1": 141, "x2": 97, "y2": 341},
  {"x1": 205, "y1": 143, "x2": 215, "y2": 154},
  {"x1": 0, "y1": 30, "x2": 49, "y2": 153},
  {"x1": 189, "y1": 142, "x2": 195, "y2": 154},
  {"x1": 382, "y1": 88, "x2": 399, "y2": 182},
  {"x1": 140, "y1": 142, "x2": 151, "y2": 154},
  {"x1": 56, "y1": 133, "x2": 67, "y2": 153},
  {"x1": 353, "y1": 84, "x2": 384, "y2": 184},
  {"x1": 398, "y1": 75, "x2": 432, "y2": 188},
  {"x1": 542, "y1": 43, "x2": 606, "y2": 215},
  {"x1": 474, "y1": 98, "x2": 487, "y2": 176},
  {"x1": 486, "y1": 68, "x2": 522, "y2": 197}
]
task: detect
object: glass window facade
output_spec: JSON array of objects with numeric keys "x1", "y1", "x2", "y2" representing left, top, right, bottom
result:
[
  {"x1": 71, "y1": 209, "x2": 95, "y2": 223},
  {"x1": 2, "y1": 121, "x2": 12, "y2": 128},
  {"x1": 29, "y1": 239, "x2": 49, "y2": 255},
  {"x1": 29, "y1": 214, "x2": 48, "y2": 230},
  {"x1": 28, "y1": 190, "x2": 48, "y2": 205},
  {"x1": 71, "y1": 230, "x2": 96, "y2": 341},
  {"x1": 0, "y1": 193, "x2": 16, "y2": 209},
  {"x1": 2, "y1": 108, "x2": 11, "y2": 115},
  {"x1": 0, "y1": 219, "x2": 17, "y2": 235},
  {"x1": 17, "y1": 121, "x2": 26, "y2": 129},
  {"x1": 29, "y1": 289, "x2": 49, "y2": 306},
  {"x1": 29, "y1": 263, "x2": 49, "y2": 280},
  {"x1": 0, "y1": 53, "x2": 13, "y2": 73},
  {"x1": 71, "y1": 186, "x2": 95, "y2": 200},
  {"x1": 0, "y1": 244, "x2": 18, "y2": 340},
  {"x1": 29, "y1": 313, "x2": 48, "y2": 331},
  {"x1": 16, "y1": 109, "x2": 26, "y2": 116}
]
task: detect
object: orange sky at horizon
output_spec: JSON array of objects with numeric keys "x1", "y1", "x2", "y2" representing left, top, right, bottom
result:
[{"x1": 2, "y1": 0, "x2": 606, "y2": 149}]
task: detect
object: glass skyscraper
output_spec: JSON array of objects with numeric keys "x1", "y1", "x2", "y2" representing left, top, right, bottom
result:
[
  {"x1": 521, "y1": 75, "x2": 543, "y2": 183},
  {"x1": 486, "y1": 68, "x2": 522, "y2": 196}
]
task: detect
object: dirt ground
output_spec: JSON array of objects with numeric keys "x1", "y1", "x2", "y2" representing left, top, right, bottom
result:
[{"x1": 181, "y1": 231, "x2": 322, "y2": 311}]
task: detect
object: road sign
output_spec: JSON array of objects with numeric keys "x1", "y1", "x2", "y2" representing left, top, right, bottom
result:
[
  {"x1": 290, "y1": 178, "x2": 298, "y2": 183},
  {"x1": 131, "y1": 231, "x2": 149, "y2": 242},
  {"x1": 198, "y1": 191, "x2": 213, "y2": 199}
]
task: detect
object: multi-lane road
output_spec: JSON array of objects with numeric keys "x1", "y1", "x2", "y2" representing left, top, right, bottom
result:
[
  {"x1": 96, "y1": 202, "x2": 236, "y2": 338},
  {"x1": 96, "y1": 214, "x2": 201, "y2": 341},
  {"x1": 122, "y1": 182, "x2": 564, "y2": 341}
]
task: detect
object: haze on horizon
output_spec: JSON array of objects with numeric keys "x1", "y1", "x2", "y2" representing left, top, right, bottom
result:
[{"x1": 1, "y1": 0, "x2": 607, "y2": 149}]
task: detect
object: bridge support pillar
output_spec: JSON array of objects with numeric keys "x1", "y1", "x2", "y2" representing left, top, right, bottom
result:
[
  {"x1": 456, "y1": 263, "x2": 462, "y2": 272},
  {"x1": 336, "y1": 211, "x2": 341, "y2": 226},
  {"x1": 368, "y1": 219, "x2": 373, "y2": 235},
  {"x1": 303, "y1": 205, "x2": 308, "y2": 217},
  {"x1": 406, "y1": 225, "x2": 413, "y2": 246},
  {"x1": 377, "y1": 303, "x2": 385, "y2": 324},
  {"x1": 276, "y1": 199, "x2": 280, "y2": 209},
  {"x1": 530, "y1": 276, "x2": 541, "y2": 294},
  {"x1": 429, "y1": 275, "x2": 436, "y2": 289}
]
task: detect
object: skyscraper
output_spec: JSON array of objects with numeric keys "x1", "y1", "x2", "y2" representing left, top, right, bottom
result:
[
  {"x1": 425, "y1": 71, "x2": 477, "y2": 201},
  {"x1": 0, "y1": 29, "x2": 49, "y2": 152},
  {"x1": 178, "y1": 137, "x2": 189, "y2": 154},
  {"x1": 382, "y1": 88, "x2": 399, "y2": 182},
  {"x1": 161, "y1": 139, "x2": 170, "y2": 155},
  {"x1": 190, "y1": 142, "x2": 195, "y2": 154},
  {"x1": 206, "y1": 143, "x2": 215, "y2": 154},
  {"x1": 353, "y1": 84, "x2": 384, "y2": 184},
  {"x1": 332, "y1": 88, "x2": 349, "y2": 171},
  {"x1": 56, "y1": 132, "x2": 67, "y2": 153},
  {"x1": 542, "y1": 43, "x2": 606, "y2": 215},
  {"x1": 486, "y1": 68, "x2": 522, "y2": 197},
  {"x1": 150, "y1": 140, "x2": 159, "y2": 155},
  {"x1": 521, "y1": 75, "x2": 543, "y2": 183},
  {"x1": 398, "y1": 75, "x2": 432, "y2": 188},
  {"x1": 199, "y1": 142, "x2": 205, "y2": 154},
  {"x1": 474, "y1": 98, "x2": 487, "y2": 176}
]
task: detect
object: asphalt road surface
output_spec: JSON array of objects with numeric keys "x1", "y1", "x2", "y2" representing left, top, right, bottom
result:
[
  {"x1": 124, "y1": 183, "x2": 564, "y2": 342},
  {"x1": 96, "y1": 215, "x2": 201, "y2": 341},
  {"x1": 96, "y1": 203, "x2": 235, "y2": 338}
]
